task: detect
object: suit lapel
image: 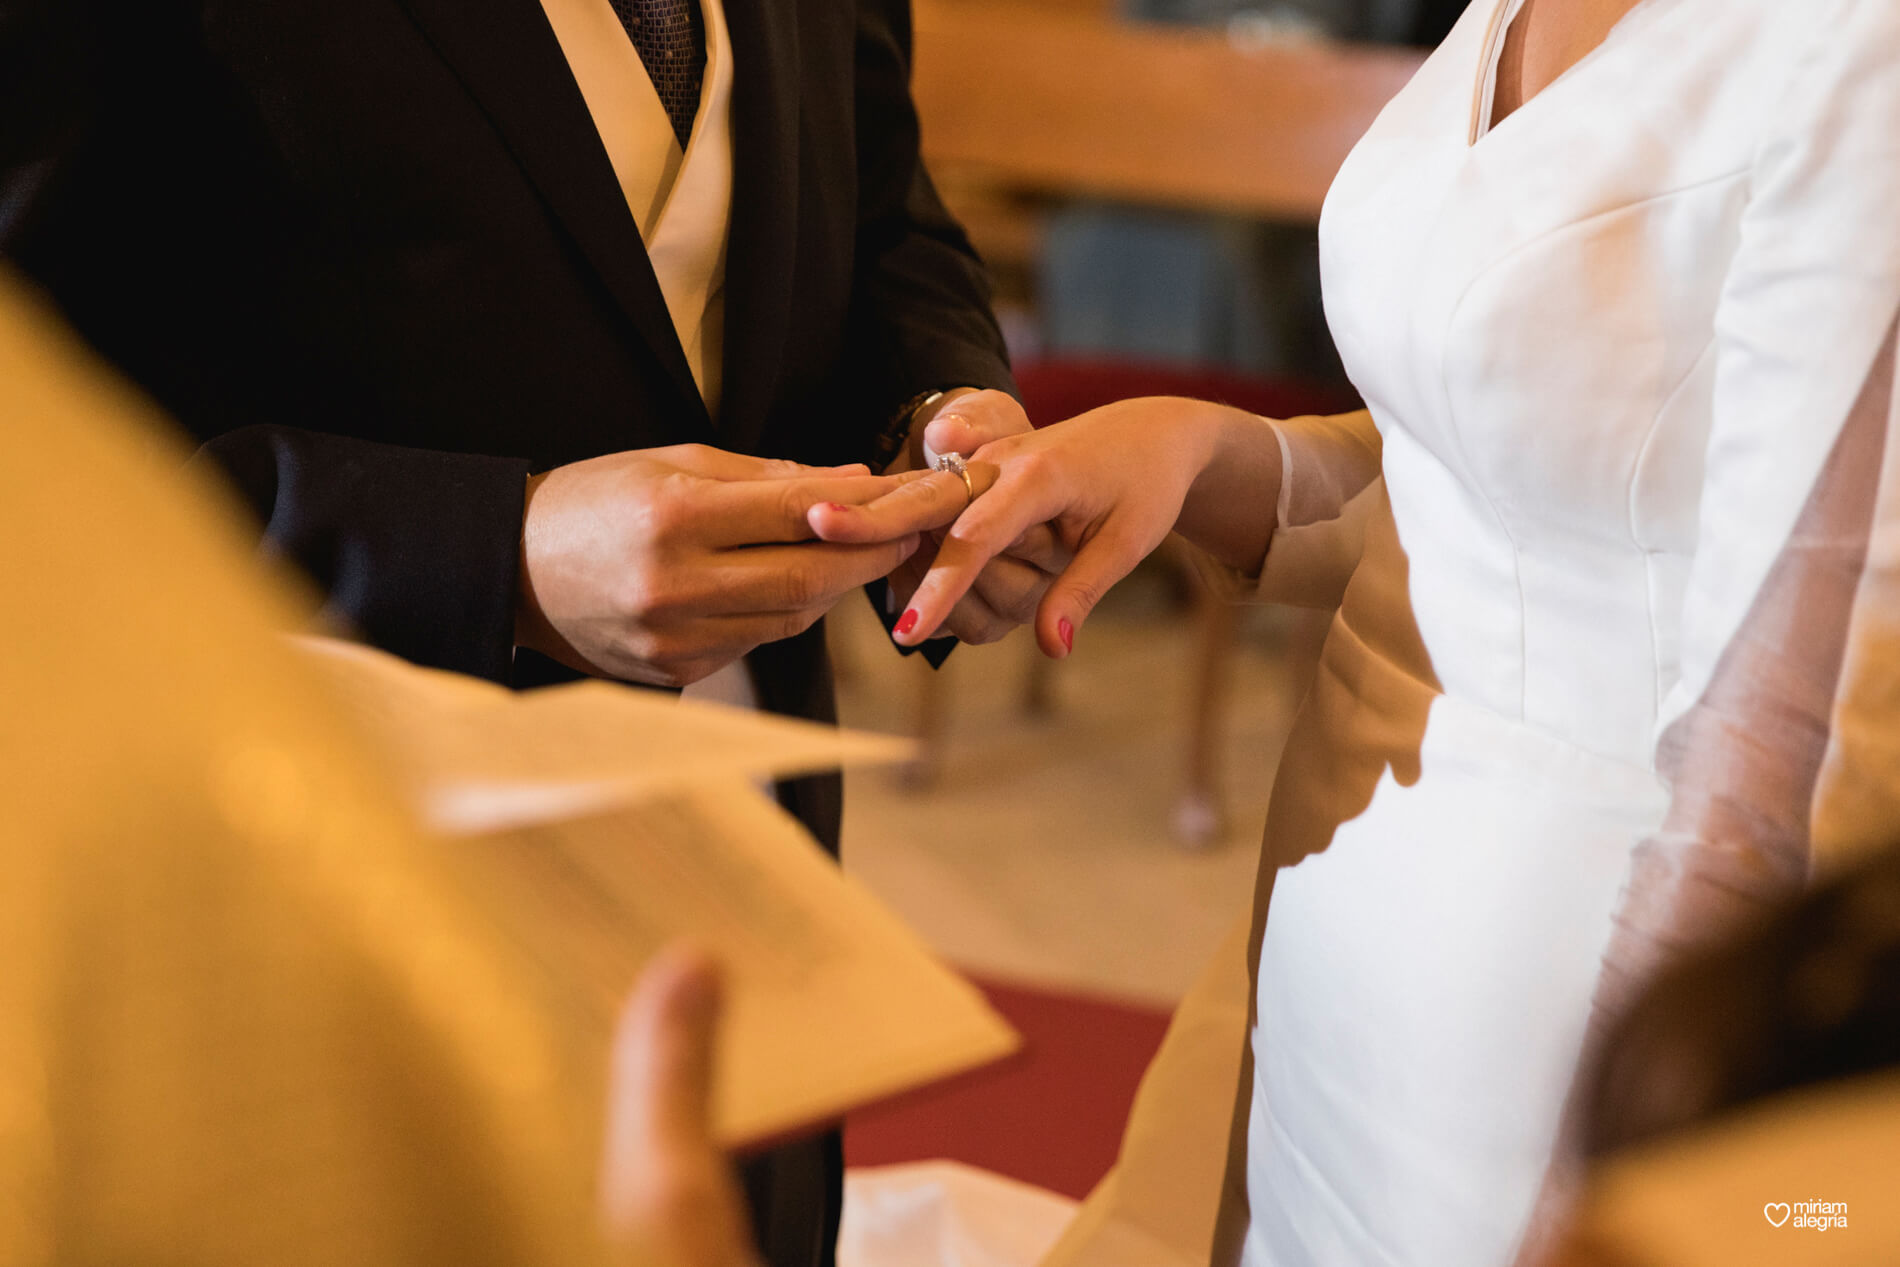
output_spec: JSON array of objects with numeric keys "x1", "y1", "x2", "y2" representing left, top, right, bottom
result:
[
  {"x1": 716, "y1": 0, "x2": 800, "y2": 454},
  {"x1": 397, "y1": 0, "x2": 712, "y2": 434}
]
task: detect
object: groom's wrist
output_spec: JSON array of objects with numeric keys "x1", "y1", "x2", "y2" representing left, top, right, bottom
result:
[{"x1": 877, "y1": 386, "x2": 981, "y2": 475}]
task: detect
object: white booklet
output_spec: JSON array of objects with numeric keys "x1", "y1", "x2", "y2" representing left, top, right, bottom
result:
[
  {"x1": 296, "y1": 634, "x2": 915, "y2": 834},
  {"x1": 295, "y1": 637, "x2": 1020, "y2": 1148}
]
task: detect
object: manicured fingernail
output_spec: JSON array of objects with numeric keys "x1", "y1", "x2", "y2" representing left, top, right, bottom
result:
[
  {"x1": 823, "y1": 502, "x2": 851, "y2": 513},
  {"x1": 895, "y1": 609, "x2": 920, "y2": 636},
  {"x1": 1058, "y1": 617, "x2": 1074, "y2": 653}
]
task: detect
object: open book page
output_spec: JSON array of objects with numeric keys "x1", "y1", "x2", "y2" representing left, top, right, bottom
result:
[
  {"x1": 292, "y1": 636, "x2": 913, "y2": 833},
  {"x1": 463, "y1": 780, "x2": 1020, "y2": 1147},
  {"x1": 291, "y1": 636, "x2": 1015, "y2": 1146}
]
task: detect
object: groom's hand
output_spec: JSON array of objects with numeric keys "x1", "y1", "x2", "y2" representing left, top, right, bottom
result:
[
  {"x1": 516, "y1": 445, "x2": 921, "y2": 687},
  {"x1": 856, "y1": 389, "x2": 1070, "y2": 646}
]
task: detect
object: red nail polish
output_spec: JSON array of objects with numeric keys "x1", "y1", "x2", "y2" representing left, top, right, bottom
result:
[
  {"x1": 823, "y1": 502, "x2": 851, "y2": 513},
  {"x1": 895, "y1": 609, "x2": 920, "y2": 636},
  {"x1": 1058, "y1": 617, "x2": 1074, "y2": 653}
]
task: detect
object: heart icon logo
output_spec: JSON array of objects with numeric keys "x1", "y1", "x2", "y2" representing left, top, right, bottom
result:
[{"x1": 1764, "y1": 1203, "x2": 1791, "y2": 1227}]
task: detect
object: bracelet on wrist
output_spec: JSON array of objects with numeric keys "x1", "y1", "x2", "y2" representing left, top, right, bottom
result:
[{"x1": 870, "y1": 388, "x2": 948, "y2": 471}]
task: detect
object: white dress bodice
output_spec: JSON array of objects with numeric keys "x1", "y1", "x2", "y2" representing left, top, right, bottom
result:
[{"x1": 1320, "y1": 0, "x2": 1894, "y2": 764}]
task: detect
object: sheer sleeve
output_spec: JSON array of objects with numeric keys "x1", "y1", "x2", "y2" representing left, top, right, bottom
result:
[
  {"x1": 1517, "y1": 7, "x2": 1900, "y2": 1253},
  {"x1": 1195, "y1": 407, "x2": 1384, "y2": 608},
  {"x1": 1812, "y1": 372, "x2": 1900, "y2": 864},
  {"x1": 1597, "y1": 316, "x2": 1897, "y2": 1036},
  {"x1": 1594, "y1": 0, "x2": 1900, "y2": 1053}
]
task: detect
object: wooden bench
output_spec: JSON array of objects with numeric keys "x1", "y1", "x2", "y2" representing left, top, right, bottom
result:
[{"x1": 914, "y1": 0, "x2": 1424, "y2": 225}]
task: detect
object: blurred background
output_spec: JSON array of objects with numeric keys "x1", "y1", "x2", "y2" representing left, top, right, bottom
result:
[{"x1": 837, "y1": 0, "x2": 1463, "y2": 1204}]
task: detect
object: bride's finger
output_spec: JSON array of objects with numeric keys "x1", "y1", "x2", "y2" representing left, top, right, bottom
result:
[
  {"x1": 891, "y1": 474, "x2": 1057, "y2": 642},
  {"x1": 891, "y1": 533, "x2": 999, "y2": 643},
  {"x1": 806, "y1": 463, "x2": 998, "y2": 544},
  {"x1": 1036, "y1": 513, "x2": 1160, "y2": 659}
]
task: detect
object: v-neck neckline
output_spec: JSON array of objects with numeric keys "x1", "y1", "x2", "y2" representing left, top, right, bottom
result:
[{"x1": 1467, "y1": 0, "x2": 1657, "y2": 148}]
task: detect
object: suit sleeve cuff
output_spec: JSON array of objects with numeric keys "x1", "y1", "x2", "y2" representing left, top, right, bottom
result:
[{"x1": 193, "y1": 426, "x2": 531, "y2": 684}]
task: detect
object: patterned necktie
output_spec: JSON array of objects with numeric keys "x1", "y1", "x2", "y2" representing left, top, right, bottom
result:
[{"x1": 610, "y1": 0, "x2": 707, "y2": 151}]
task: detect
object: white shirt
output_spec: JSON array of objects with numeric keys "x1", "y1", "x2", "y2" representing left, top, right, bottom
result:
[
  {"x1": 538, "y1": 0, "x2": 753, "y2": 708},
  {"x1": 537, "y1": 0, "x2": 735, "y2": 418}
]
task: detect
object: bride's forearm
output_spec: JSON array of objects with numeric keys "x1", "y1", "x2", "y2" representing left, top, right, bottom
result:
[
  {"x1": 1179, "y1": 405, "x2": 1383, "y2": 582},
  {"x1": 1163, "y1": 401, "x2": 1284, "y2": 573}
]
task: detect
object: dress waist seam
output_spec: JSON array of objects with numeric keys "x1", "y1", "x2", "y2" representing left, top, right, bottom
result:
[{"x1": 1322, "y1": 612, "x2": 1663, "y2": 788}]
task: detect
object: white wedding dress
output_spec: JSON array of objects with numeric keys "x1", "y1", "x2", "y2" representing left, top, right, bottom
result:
[{"x1": 1213, "y1": 2, "x2": 1900, "y2": 1264}]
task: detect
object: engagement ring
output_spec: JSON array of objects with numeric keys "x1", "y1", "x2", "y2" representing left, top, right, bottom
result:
[{"x1": 932, "y1": 450, "x2": 976, "y2": 504}]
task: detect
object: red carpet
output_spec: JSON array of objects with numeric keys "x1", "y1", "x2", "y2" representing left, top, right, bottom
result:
[{"x1": 845, "y1": 976, "x2": 1173, "y2": 1201}]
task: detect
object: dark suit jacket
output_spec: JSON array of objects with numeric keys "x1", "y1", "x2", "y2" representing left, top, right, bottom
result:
[{"x1": 1, "y1": 1, "x2": 1014, "y2": 1262}]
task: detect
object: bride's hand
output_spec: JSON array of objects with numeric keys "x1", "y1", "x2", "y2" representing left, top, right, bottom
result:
[{"x1": 809, "y1": 397, "x2": 1233, "y2": 658}]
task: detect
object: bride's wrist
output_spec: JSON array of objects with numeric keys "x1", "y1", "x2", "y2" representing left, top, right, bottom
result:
[
  {"x1": 1101, "y1": 395, "x2": 1235, "y2": 490},
  {"x1": 1177, "y1": 404, "x2": 1285, "y2": 573}
]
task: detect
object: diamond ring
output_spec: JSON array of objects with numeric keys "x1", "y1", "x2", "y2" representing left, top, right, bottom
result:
[{"x1": 931, "y1": 450, "x2": 976, "y2": 504}]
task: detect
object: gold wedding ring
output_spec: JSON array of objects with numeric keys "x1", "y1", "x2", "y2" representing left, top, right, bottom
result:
[{"x1": 932, "y1": 450, "x2": 976, "y2": 504}]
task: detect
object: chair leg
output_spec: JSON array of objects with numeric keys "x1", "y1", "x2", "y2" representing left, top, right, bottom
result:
[{"x1": 1174, "y1": 590, "x2": 1236, "y2": 847}]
